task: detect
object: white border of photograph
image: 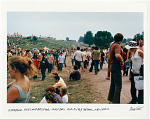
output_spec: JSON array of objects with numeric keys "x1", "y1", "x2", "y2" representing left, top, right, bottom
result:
[{"x1": 0, "y1": 0, "x2": 150, "y2": 119}]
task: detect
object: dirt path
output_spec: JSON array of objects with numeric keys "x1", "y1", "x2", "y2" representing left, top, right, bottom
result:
[{"x1": 64, "y1": 56, "x2": 132, "y2": 104}]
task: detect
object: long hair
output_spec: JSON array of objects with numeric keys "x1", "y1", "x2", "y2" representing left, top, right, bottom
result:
[{"x1": 8, "y1": 56, "x2": 37, "y2": 76}]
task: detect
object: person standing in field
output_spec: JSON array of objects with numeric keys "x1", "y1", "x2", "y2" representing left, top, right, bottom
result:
[
  {"x1": 86, "y1": 48, "x2": 91, "y2": 66},
  {"x1": 81, "y1": 49, "x2": 87, "y2": 72},
  {"x1": 89, "y1": 47, "x2": 94, "y2": 72},
  {"x1": 100, "y1": 49, "x2": 105, "y2": 70},
  {"x1": 40, "y1": 53, "x2": 48, "y2": 81},
  {"x1": 71, "y1": 50, "x2": 75, "y2": 66},
  {"x1": 108, "y1": 33, "x2": 124, "y2": 104},
  {"x1": 32, "y1": 52, "x2": 40, "y2": 79},
  {"x1": 58, "y1": 53, "x2": 65, "y2": 71},
  {"x1": 92, "y1": 46, "x2": 101, "y2": 75},
  {"x1": 126, "y1": 41, "x2": 144, "y2": 104},
  {"x1": 106, "y1": 41, "x2": 114, "y2": 80},
  {"x1": 74, "y1": 47, "x2": 83, "y2": 70},
  {"x1": 63, "y1": 50, "x2": 67, "y2": 67},
  {"x1": 47, "y1": 52, "x2": 54, "y2": 73},
  {"x1": 56, "y1": 50, "x2": 60, "y2": 70}
]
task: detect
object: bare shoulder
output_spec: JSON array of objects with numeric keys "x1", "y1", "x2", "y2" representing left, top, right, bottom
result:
[
  {"x1": 7, "y1": 86, "x2": 19, "y2": 98},
  {"x1": 138, "y1": 50, "x2": 144, "y2": 57}
]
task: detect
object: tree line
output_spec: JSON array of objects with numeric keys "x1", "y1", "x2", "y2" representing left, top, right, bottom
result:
[
  {"x1": 78, "y1": 31, "x2": 113, "y2": 49},
  {"x1": 78, "y1": 31, "x2": 144, "y2": 49}
]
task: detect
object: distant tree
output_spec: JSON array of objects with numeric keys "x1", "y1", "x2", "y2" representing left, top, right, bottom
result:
[
  {"x1": 78, "y1": 36, "x2": 84, "y2": 42},
  {"x1": 122, "y1": 38, "x2": 127, "y2": 43},
  {"x1": 26, "y1": 36, "x2": 31, "y2": 39},
  {"x1": 33, "y1": 36, "x2": 37, "y2": 41},
  {"x1": 134, "y1": 32, "x2": 144, "y2": 41},
  {"x1": 94, "y1": 31, "x2": 113, "y2": 49},
  {"x1": 83, "y1": 31, "x2": 94, "y2": 46},
  {"x1": 66, "y1": 37, "x2": 69, "y2": 41}
]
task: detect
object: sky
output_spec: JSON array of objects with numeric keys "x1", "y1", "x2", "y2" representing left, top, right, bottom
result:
[{"x1": 7, "y1": 12, "x2": 143, "y2": 41}]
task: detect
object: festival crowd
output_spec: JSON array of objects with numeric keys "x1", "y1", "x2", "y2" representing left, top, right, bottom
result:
[{"x1": 7, "y1": 33, "x2": 144, "y2": 104}]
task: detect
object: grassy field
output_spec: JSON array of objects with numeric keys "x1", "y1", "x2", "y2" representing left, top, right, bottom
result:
[
  {"x1": 8, "y1": 38, "x2": 78, "y2": 50},
  {"x1": 28, "y1": 74, "x2": 94, "y2": 103},
  {"x1": 7, "y1": 71, "x2": 94, "y2": 103}
]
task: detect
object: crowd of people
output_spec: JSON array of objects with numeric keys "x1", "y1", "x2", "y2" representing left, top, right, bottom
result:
[{"x1": 7, "y1": 33, "x2": 144, "y2": 104}]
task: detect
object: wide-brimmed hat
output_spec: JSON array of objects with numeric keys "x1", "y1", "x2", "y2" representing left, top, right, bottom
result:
[{"x1": 125, "y1": 41, "x2": 137, "y2": 49}]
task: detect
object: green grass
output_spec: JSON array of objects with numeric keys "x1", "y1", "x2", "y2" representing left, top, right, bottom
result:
[
  {"x1": 8, "y1": 38, "x2": 78, "y2": 50},
  {"x1": 27, "y1": 74, "x2": 94, "y2": 103}
]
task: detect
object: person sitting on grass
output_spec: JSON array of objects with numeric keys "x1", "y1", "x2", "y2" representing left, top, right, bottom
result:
[
  {"x1": 7, "y1": 56, "x2": 37, "y2": 103},
  {"x1": 45, "y1": 93, "x2": 58, "y2": 103},
  {"x1": 53, "y1": 76, "x2": 67, "y2": 89},
  {"x1": 52, "y1": 72, "x2": 64, "y2": 83},
  {"x1": 60, "y1": 87, "x2": 69, "y2": 103},
  {"x1": 69, "y1": 65, "x2": 81, "y2": 81},
  {"x1": 40, "y1": 85, "x2": 63, "y2": 103}
]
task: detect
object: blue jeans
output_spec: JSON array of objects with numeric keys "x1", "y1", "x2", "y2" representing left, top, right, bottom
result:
[
  {"x1": 41, "y1": 67, "x2": 46, "y2": 80},
  {"x1": 59, "y1": 63, "x2": 63, "y2": 71},
  {"x1": 48, "y1": 63, "x2": 53, "y2": 73},
  {"x1": 72, "y1": 59, "x2": 75, "y2": 66},
  {"x1": 75, "y1": 60, "x2": 81, "y2": 69},
  {"x1": 93, "y1": 60, "x2": 99, "y2": 73}
]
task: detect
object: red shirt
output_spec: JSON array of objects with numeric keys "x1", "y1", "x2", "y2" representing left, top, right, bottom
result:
[
  {"x1": 109, "y1": 43, "x2": 122, "y2": 64},
  {"x1": 33, "y1": 57, "x2": 40, "y2": 66}
]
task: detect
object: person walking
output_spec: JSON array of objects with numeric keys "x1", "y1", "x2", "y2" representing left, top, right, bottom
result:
[
  {"x1": 89, "y1": 47, "x2": 94, "y2": 72},
  {"x1": 58, "y1": 53, "x2": 65, "y2": 71},
  {"x1": 47, "y1": 52, "x2": 54, "y2": 73},
  {"x1": 71, "y1": 50, "x2": 75, "y2": 66},
  {"x1": 74, "y1": 47, "x2": 83, "y2": 70},
  {"x1": 92, "y1": 46, "x2": 101, "y2": 75},
  {"x1": 100, "y1": 50, "x2": 105, "y2": 70},
  {"x1": 40, "y1": 53, "x2": 48, "y2": 81},
  {"x1": 107, "y1": 33, "x2": 124, "y2": 104},
  {"x1": 56, "y1": 50, "x2": 60, "y2": 70}
]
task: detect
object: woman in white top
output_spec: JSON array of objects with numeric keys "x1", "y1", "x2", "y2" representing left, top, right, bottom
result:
[
  {"x1": 60, "y1": 87, "x2": 68, "y2": 103},
  {"x1": 127, "y1": 41, "x2": 144, "y2": 104}
]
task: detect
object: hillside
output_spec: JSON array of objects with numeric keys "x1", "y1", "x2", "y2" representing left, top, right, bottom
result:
[{"x1": 7, "y1": 38, "x2": 79, "y2": 50}]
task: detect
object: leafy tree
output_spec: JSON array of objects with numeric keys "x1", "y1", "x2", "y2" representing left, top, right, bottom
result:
[
  {"x1": 134, "y1": 32, "x2": 144, "y2": 41},
  {"x1": 66, "y1": 37, "x2": 69, "y2": 41},
  {"x1": 26, "y1": 36, "x2": 31, "y2": 39},
  {"x1": 94, "y1": 31, "x2": 113, "y2": 49},
  {"x1": 78, "y1": 36, "x2": 84, "y2": 42},
  {"x1": 33, "y1": 36, "x2": 37, "y2": 41},
  {"x1": 83, "y1": 31, "x2": 94, "y2": 46}
]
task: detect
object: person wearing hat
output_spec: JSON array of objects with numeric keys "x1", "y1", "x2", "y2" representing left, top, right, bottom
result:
[
  {"x1": 126, "y1": 41, "x2": 144, "y2": 104},
  {"x1": 107, "y1": 33, "x2": 124, "y2": 104}
]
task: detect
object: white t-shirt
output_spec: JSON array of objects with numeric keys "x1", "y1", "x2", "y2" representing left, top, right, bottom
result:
[
  {"x1": 40, "y1": 97, "x2": 47, "y2": 103},
  {"x1": 62, "y1": 94, "x2": 68, "y2": 103},
  {"x1": 82, "y1": 52, "x2": 86, "y2": 61},
  {"x1": 74, "y1": 50, "x2": 83, "y2": 62},
  {"x1": 60, "y1": 77, "x2": 64, "y2": 83},
  {"x1": 86, "y1": 51, "x2": 91, "y2": 57},
  {"x1": 71, "y1": 52, "x2": 74, "y2": 59},
  {"x1": 58, "y1": 55, "x2": 65, "y2": 63}
]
